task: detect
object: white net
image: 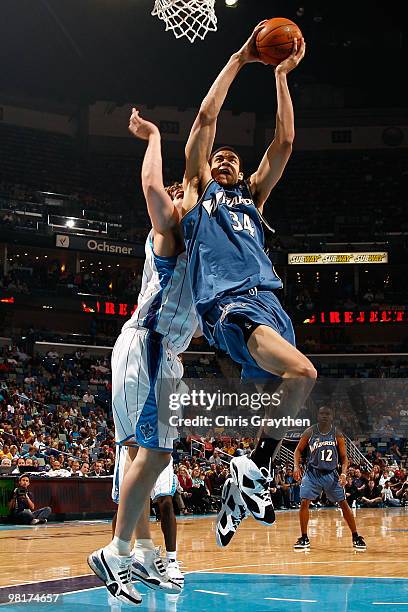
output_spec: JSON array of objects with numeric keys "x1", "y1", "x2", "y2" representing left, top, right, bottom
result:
[{"x1": 152, "y1": 0, "x2": 217, "y2": 43}]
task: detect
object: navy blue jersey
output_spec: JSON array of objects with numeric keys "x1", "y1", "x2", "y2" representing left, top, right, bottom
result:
[
  {"x1": 307, "y1": 425, "x2": 339, "y2": 472},
  {"x1": 182, "y1": 179, "x2": 282, "y2": 316}
]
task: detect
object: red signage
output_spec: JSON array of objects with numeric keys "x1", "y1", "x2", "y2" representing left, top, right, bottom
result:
[
  {"x1": 81, "y1": 301, "x2": 137, "y2": 317},
  {"x1": 304, "y1": 310, "x2": 408, "y2": 325}
]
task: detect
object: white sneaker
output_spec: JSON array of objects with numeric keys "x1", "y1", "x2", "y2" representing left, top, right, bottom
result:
[
  {"x1": 165, "y1": 559, "x2": 184, "y2": 590},
  {"x1": 230, "y1": 455, "x2": 275, "y2": 526},
  {"x1": 88, "y1": 546, "x2": 142, "y2": 606},
  {"x1": 216, "y1": 477, "x2": 248, "y2": 547},
  {"x1": 131, "y1": 546, "x2": 181, "y2": 594}
]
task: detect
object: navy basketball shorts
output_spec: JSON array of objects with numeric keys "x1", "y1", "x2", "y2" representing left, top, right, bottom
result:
[
  {"x1": 300, "y1": 469, "x2": 346, "y2": 503},
  {"x1": 204, "y1": 289, "x2": 296, "y2": 381}
]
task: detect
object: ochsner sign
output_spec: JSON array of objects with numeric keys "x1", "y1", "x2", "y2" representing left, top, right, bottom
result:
[
  {"x1": 86, "y1": 239, "x2": 133, "y2": 255},
  {"x1": 55, "y1": 234, "x2": 140, "y2": 257}
]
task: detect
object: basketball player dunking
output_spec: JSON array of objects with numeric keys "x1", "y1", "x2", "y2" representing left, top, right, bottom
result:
[
  {"x1": 293, "y1": 405, "x2": 366, "y2": 550},
  {"x1": 88, "y1": 110, "x2": 197, "y2": 605},
  {"x1": 181, "y1": 23, "x2": 316, "y2": 546}
]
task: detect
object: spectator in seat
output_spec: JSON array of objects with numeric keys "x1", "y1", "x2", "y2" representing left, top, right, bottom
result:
[
  {"x1": 345, "y1": 475, "x2": 358, "y2": 507},
  {"x1": 395, "y1": 477, "x2": 408, "y2": 505},
  {"x1": 8, "y1": 475, "x2": 51, "y2": 525},
  {"x1": 352, "y1": 468, "x2": 367, "y2": 498},
  {"x1": 0, "y1": 444, "x2": 13, "y2": 460},
  {"x1": 173, "y1": 479, "x2": 190, "y2": 515},
  {"x1": 360, "y1": 479, "x2": 383, "y2": 507},
  {"x1": 177, "y1": 465, "x2": 193, "y2": 509},
  {"x1": 89, "y1": 461, "x2": 106, "y2": 477},
  {"x1": 70, "y1": 460, "x2": 82, "y2": 477},
  {"x1": 22, "y1": 445, "x2": 38, "y2": 460},
  {"x1": 189, "y1": 467, "x2": 212, "y2": 513},
  {"x1": 204, "y1": 464, "x2": 217, "y2": 495},
  {"x1": 379, "y1": 469, "x2": 390, "y2": 487},
  {"x1": 105, "y1": 458, "x2": 114, "y2": 476},
  {"x1": 370, "y1": 465, "x2": 382, "y2": 485},
  {"x1": 284, "y1": 467, "x2": 300, "y2": 507},
  {"x1": 1, "y1": 457, "x2": 12, "y2": 470},
  {"x1": 33, "y1": 433, "x2": 47, "y2": 454},
  {"x1": 80, "y1": 462, "x2": 90, "y2": 478},
  {"x1": 47, "y1": 460, "x2": 71, "y2": 477},
  {"x1": 212, "y1": 465, "x2": 228, "y2": 497},
  {"x1": 275, "y1": 469, "x2": 290, "y2": 509},
  {"x1": 97, "y1": 444, "x2": 111, "y2": 460},
  {"x1": 208, "y1": 450, "x2": 222, "y2": 465},
  {"x1": 82, "y1": 389, "x2": 95, "y2": 405},
  {"x1": 382, "y1": 481, "x2": 401, "y2": 507},
  {"x1": 16, "y1": 457, "x2": 26, "y2": 472},
  {"x1": 390, "y1": 442, "x2": 402, "y2": 465}
]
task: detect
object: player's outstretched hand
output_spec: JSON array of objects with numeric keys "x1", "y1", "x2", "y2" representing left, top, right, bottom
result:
[
  {"x1": 128, "y1": 108, "x2": 160, "y2": 140},
  {"x1": 275, "y1": 37, "x2": 306, "y2": 75},
  {"x1": 238, "y1": 21, "x2": 268, "y2": 64},
  {"x1": 294, "y1": 466, "x2": 302, "y2": 481}
]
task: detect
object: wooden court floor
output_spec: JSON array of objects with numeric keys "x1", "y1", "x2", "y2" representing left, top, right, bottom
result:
[{"x1": 1, "y1": 508, "x2": 407, "y2": 588}]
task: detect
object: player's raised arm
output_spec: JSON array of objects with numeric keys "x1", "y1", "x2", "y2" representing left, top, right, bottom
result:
[
  {"x1": 184, "y1": 22, "x2": 267, "y2": 202},
  {"x1": 249, "y1": 38, "x2": 305, "y2": 211},
  {"x1": 129, "y1": 108, "x2": 178, "y2": 233}
]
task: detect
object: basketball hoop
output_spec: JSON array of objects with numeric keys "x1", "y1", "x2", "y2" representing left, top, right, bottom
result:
[{"x1": 152, "y1": 0, "x2": 217, "y2": 43}]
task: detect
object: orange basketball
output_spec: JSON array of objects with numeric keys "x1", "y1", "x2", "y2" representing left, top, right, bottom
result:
[{"x1": 256, "y1": 17, "x2": 302, "y2": 66}]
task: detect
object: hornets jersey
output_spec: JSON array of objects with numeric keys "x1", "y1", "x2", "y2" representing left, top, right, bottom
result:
[
  {"x1": 182, "y1": 179, "x2": 282, "y2": 316},
  {"x1": 122, "y1": 231, "x2": 198, "y2": 354},
  {"x1": 307, "y1": 425, "x2": 339, "y2": 471}
]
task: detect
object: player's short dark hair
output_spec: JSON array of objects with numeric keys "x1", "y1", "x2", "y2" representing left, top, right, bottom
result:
[
  {"x1": 209, "y1": 146, "x2": 244, "y2": 173},
  {"x1": 318, "y1": 405, "x2": 333, "y2": 414}
]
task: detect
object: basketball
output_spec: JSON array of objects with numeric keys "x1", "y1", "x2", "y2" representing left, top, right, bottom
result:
[{"x1": 256, "y1": 17, "x2": 303, "y2": 66}]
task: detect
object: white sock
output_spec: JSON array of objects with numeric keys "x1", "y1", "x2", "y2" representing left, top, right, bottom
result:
[
  {"x1": 109, "y1": 536, "x2": 131, "y2": 556},
  {"x1": 166, "y1": 551, "x2": 177, "y2": 562},
  {"x1": 135, "y1": 538, "x2": 155, "y2": 551}
]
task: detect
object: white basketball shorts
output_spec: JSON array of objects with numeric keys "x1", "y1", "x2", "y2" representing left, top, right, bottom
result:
[
  {"x1": 112, "y1": 446, "x2": 176, "y2": 504},
  {"x1": 111, "y1": 327, "x2": 183, "y2": 451}
]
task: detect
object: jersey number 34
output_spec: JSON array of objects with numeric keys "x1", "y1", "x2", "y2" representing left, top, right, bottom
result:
[{"x1": 229, "y1": 211, "x2": 255, "y2": 237}]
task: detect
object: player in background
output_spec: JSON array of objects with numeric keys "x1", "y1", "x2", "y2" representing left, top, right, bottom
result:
[
  {"x1": 151, "y1": 459, "x2": 183, "y2": 587},
  {"x1": 88, "y1": 109, "x2": 197, "y2": 606},
  {"x1": 293, "y1": 405, "x2": 366, "y2": 550},
  {"x1": 181, "y1": 23, "x2": 315, "y2": 546}
]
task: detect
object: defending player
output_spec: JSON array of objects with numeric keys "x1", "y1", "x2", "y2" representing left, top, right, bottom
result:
[
  {"x1": 88, "y1": 110, "x2": 197, "y2": 605},
  {"x1": 293, "y1": 405, "x2": 366, "y2": 550},
  {"x1": 181, "y1": 23, "x2": 316, "y2": 546}
]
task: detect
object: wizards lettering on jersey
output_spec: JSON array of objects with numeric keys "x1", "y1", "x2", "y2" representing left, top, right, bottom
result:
[
  {"x1": 182, "y1": 179, "x2": 282, "y2": 317},
  {"x1": 309, "y1": 439, "x2": 337, "y2": 453},
  {"x1": 202, "y1": 191, "x2": 253, "y2": 214},
  {"x1": 307, "y1": 426, "x2": 339, "y2": 471}
]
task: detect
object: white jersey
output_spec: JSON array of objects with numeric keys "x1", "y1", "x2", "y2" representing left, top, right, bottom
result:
[{"x1": 122, "y1": 232, "x2": 198, "y2": 354}]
